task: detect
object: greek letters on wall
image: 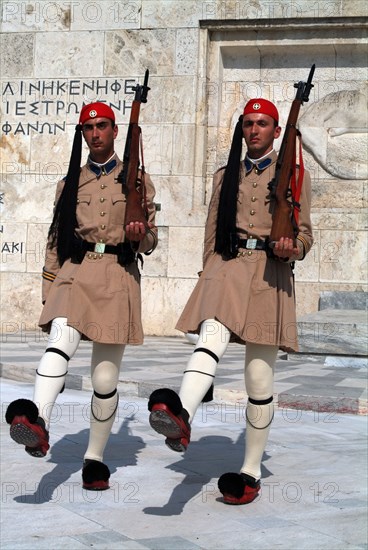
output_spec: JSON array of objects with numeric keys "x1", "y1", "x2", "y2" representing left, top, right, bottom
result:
[
  {"x1": 2, "y1": 78, "x2": 136, "y2": 135},
  {"x1": 0, "y1": 77, "x2": 137, "y2": 270}
]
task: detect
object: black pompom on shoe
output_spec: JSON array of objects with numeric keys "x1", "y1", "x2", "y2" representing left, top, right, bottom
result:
[
  {"x1": 5, "y1": 399, "x2": 39, "y2": 425},
  {"x1": 148, "y1": 388, "x2": 182, "y2": 415},
  {"x1": 82, "y1": 460, "x2": 110, "y2": 491},
  {"x1": 218, "y1": 472, "x2": 260, "y2": 505}
]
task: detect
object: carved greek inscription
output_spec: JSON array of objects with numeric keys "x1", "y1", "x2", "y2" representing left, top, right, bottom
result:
[{"x1": 1, "y1": 78, "x2": 137, "y2": 136}]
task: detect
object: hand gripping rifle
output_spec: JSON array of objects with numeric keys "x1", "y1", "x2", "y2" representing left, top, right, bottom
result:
[
  {"x1": 267, "y1": 64, "x2": 315, "y2": 249},
  {"x1": 117, "y1": 69, "x2": 150, "y2": 229}
]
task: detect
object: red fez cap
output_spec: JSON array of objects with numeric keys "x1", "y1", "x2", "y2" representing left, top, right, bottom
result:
[
  {"x1": 79, "y1": 102, "x2": 116, "y2": 125},
  {"x1": 243, "y1": 99, "x2": 279, "y2": 123}
]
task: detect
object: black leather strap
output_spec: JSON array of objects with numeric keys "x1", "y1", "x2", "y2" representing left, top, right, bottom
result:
[
  {"x1": 194, "y1": 347, "x2": 219, "y2": 363},
  {"x1": 237, "y1": 238, "x2": 267, "y2": 251},
  {"x1": 45, "y1": 347, "x2": 70, "y2": 361},
  {"x1": 83, "y1": 242, "x2": 120, "y2": 254},
  {"x1": 70, "y1": 239, "x2": 136, "y2": 266},
  {"x1": 249, "y1": 396, "x2": 273, "y2": 405}
]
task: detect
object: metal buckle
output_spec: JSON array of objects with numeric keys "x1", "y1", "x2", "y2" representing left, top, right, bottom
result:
[
  {"x1": 246, "y1": 238, "x2": 257, "y2": 250},
  {"x1": 94, "y1": 243, "x2": 105, "y2": 254}
]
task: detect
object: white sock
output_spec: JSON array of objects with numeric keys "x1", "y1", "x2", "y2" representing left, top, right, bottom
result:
[
  {"x1": 240, "y1": 343, "x2": 278, "y2": 481},
  {"x1": 85, "y1": 390, "x2": 119, "y2": 462},
  {"x1": 241, "y1": 399, "x2": 274, "y2": 480}
]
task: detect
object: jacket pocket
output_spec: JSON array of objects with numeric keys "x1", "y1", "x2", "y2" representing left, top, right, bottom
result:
[
  {"x1": 76, "y1": 194, "x2": 92, "y2": 227},
  {"x1": 111, "y1": 193, "x2": 126, "y2": 225}
]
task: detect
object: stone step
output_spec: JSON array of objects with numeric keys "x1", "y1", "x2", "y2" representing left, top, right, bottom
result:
[
  {"x1": 319, "y1": 290, "x2": 367, "y2": 311},
  {"x1": 297, "y1": 309, "x2": 368, "y2": 356}
]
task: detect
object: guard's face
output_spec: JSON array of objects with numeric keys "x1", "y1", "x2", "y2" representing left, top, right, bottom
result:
[
  {"x1": 82, "y1": 117, "x2": 118, "y2": 162},
  {"x1": 242, "y1": 113, "x2": 281, "y2": 158}
]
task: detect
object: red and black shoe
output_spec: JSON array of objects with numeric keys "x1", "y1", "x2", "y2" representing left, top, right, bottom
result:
[
  {"x1": 5, "y1": 399, "x2": 50, "y2": 458},
  {"x1": 218, "y1": 472, "x2": 261, "y2": 505},
  {"x1": 148, "y1": 388, "x2": 191, "y2": 452},
  {"x1": 82, "y1": 460, "x2": 110, "y2": 491}
]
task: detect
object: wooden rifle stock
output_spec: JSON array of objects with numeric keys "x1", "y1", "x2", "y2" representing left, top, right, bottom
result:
[
  {"x1": 117, "y1": 69, "x2": 150, "y2": 229},
  {"x1": 268, "y1": 64, "x2": 315, "y2": 248}
]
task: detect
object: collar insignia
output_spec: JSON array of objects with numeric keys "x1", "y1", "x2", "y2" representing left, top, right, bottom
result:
[
  {"x1": 244, "y1": 157, "x2": 272, "y2": 174},
  {"x1": 88, "y1": 158, "x2": 117, "y2": 177}
]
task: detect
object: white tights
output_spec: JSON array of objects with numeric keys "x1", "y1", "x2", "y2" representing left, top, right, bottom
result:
[
  {"x1": 34, "y1": 317, "x2": 124, "y2": 462},
  {"x1": 179, "y1": 319, "x2": 277, "y2": 481}
]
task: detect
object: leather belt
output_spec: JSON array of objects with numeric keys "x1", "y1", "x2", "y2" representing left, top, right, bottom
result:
[
  {"x1": 237, "y1": 238, "x2": 267, "y2": 251},
  {"x1": 70, "y1": 239, "x2": 136, "y2": 267},
  {"x1": 83, "y1": 242, "x2": 120, "y2": 255}
]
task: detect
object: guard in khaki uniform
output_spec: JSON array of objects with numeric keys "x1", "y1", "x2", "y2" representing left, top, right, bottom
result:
[
  {"x1": 148, "y1": 99, "x2": 313, "y2": 505},
  {"x1": 6, "y1": 102, "x2": 157, "y2": 490}
]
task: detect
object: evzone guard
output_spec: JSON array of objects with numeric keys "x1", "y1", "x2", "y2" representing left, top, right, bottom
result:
[
  {"x1": 6, "y1": 85, "x2": 157, "y2": 491},
  {"x1": 148, "y1": 74, "x2": 314, "y2": 505}
]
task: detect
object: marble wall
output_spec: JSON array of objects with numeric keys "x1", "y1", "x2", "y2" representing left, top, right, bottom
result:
[{"x1": 1, "y1": 0, "x2": 367, "y2": 338}]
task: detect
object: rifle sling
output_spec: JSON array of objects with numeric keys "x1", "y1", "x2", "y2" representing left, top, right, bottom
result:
[{"x1": 290, "y1": 131, "x2": 305, "y2": 225}]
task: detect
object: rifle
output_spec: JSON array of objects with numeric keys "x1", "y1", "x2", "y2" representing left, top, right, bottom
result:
[
  {"x1": 117, "y1": 69, "x2": 150, "y2": 229},
  {"x1": 267, "y1": 64, "x2": 315, "y2": 249}
]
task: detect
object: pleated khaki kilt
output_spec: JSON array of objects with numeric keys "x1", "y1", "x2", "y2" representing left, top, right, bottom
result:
[
  {"x1": 176, "y1": 250, "x2": 299, "y2": 352},
  {"x1": 39, "y1": 253, "x2": 143, "y2": 345}
]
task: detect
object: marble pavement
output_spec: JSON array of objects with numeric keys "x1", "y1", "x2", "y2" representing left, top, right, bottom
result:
[
  {"x1": 1, "y1": 333, "x2": 367, "y2": 548},
  {"x1": 0, "y1": 377, "x2": 366, "y2": 550}
]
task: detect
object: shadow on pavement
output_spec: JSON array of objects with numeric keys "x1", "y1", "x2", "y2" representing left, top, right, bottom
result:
[
  {"x1": 13, "y1": 415, "x2": 145, "y2": 505},
  {"x1": 143, "y1": 429, "x2": 273, "y2": 516}
]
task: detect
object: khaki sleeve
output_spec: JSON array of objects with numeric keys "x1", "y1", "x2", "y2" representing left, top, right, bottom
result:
[
  {"x1": 41, "y1": 180, "x2": 64, "y2": 303},
  {"x1": 294, "y1": 169, "x2": 314, "y2": 261},
  {"x1": 203, "y1": 169, "x2": 224, "y2": 268}
]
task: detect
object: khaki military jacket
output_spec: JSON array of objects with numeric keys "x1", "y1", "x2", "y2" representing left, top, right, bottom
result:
[{"x1": 39, "y1": 155, "x2": 157, "y2": 345}]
